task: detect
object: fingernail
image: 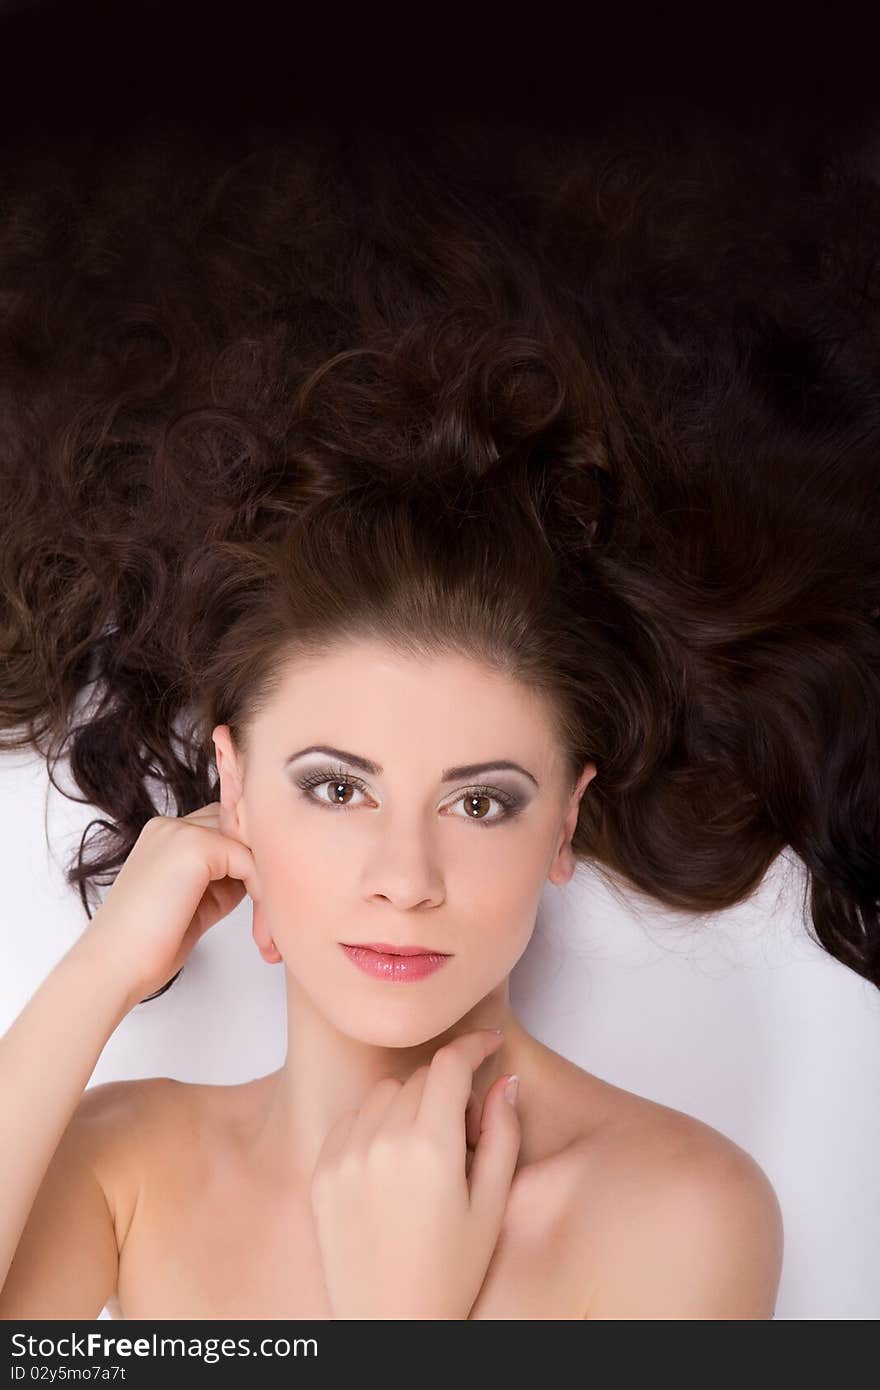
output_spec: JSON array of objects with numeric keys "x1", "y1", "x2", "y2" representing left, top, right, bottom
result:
[{"x1": 504, "y1": 1074, "x2": 519, "y2": 1106}]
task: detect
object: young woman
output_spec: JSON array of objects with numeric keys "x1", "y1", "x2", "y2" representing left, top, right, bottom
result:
[{"x1": 0, "y1": 115, "x2": 876, "y2": 1319}]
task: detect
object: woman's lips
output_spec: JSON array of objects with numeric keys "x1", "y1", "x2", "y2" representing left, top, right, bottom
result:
[{"x1": 339, "y1": 943, "x2": 452, "y2": 982}]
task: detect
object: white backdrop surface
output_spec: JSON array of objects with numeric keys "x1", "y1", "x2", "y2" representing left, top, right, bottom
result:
[{"x1": 2, "y1": 744, "x2": 878, "y2": 1321}]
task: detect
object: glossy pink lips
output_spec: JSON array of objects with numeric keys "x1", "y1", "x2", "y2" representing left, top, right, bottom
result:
[{"x1": 339, "y1": 943, "x2": 452, "y2": 982}]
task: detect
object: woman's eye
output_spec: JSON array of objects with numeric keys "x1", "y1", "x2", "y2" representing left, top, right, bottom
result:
[
  {"x1": 295, "y1": 772, "x2": 522, "y2": 826},
  {"x1": 445, "y1": 790, "x2": 518, "y2": 825},
  {"x1": 299, "y1": 775, "x2": 369, "y2": 808}
]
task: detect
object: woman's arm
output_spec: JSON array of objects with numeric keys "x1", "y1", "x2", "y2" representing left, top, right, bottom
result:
[
  {"x1": 583, "y1": 1140, "x2": 784, "y2": 1320},
  {"x1": 0, "y1": 928, "x2": 136, "y2": 1307},
  {"x1": 0, "y1": 801, "x2": 261, "y2": 1316}
]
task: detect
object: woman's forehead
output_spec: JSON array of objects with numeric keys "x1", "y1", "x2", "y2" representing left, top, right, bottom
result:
[
  {"x1": 256, "y1": 640, "x2": 564, "y2": 763},
  {"x1": 270, "y1": 638, "x2": 542, "y2": 707}
]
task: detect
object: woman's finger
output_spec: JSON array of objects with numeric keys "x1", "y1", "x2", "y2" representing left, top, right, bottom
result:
[
  {"x1": 181, "y1": 801, "x2": 223, "y2": 824},
  {"x1": 347, "y1": 1076, "x2": 404, "y2": 1149},
  {"x1": 416, "y1": 1030, "x2": 504, "y2": 1142},
  {"x1": 467, "y1": 1072, "x2": 521, "y2": 1235},
  {"x1": 464, "y1": 1088, "x2": 481, "y2": 1150},
  {"x1": 380, "y1": 1064, "x2": 432, "y2": 1132}
]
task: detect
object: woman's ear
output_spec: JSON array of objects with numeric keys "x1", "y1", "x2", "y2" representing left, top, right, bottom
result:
[
  {"x1": 212, "y1": 724, "x2": 246, "y2": 832},
  {"x1": 212, "y1": 724, "x2": 280, "y2": 963},
  {"x1": 547, "y1": 761, "x2": 596, "y2": 888},
  {"x1": 252, "y1": 899, "x2": 283, "y2": 965}
]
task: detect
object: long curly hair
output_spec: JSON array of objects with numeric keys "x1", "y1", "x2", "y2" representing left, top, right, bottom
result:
[{"x1": 2, "y1": 111, "x2": 879, "y2": 1001}]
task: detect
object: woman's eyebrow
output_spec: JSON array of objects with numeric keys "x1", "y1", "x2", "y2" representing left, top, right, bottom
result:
[{"x1": 284, "y1": 744, "x2": 540, "y2": 788}]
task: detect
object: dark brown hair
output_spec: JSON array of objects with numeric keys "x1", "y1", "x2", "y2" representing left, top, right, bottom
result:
[{"x1": 1, "y1": 114, "x2": 879, "y2": 1000}]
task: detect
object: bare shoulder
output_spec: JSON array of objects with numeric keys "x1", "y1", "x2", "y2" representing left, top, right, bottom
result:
[
  {"x1": 563, "y1": 1074, "x2": 784, "y2": 1320},
  {"x1": 78, "y1": 1074, "x2": 223, "y2": 1137},
  {"x1": 75, "y1": 1075, "x2": 187, "y2": 1146},
  {"x1": 72, "y1": 1076, "x2": 198, "y2": 1246}
]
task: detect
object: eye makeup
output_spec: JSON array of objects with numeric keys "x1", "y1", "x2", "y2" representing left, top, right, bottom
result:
[
  {"x1": 284, "y1": 743, "x2": 540, "y2": 789},
  {"x1": 292, "y1": 763, "x2": 526, "y2": 827}
]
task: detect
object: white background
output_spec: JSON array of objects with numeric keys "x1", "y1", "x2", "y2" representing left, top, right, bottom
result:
[{"x1": 2, "y1": 741, "x2": 878, "y2": 1320}]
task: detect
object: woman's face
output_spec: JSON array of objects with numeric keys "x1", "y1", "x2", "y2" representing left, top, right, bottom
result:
[{"x1": 213, "y1": 638, "x2": 595, "y2": 1046}]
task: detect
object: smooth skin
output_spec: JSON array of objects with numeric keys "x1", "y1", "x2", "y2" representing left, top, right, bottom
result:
[
  {"x1": 209, "y1": 639, "x2": 597, "y2": 1194},
  {"x1": 0, "y1": 637, "x2": 783, "y2": 1319},
  {"x1": 311, "y1": 1029, "x2": 520, "y2": 1319}
]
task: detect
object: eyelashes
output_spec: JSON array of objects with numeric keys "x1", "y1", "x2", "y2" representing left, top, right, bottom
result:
[{"x1": 293, "y1": 765, "x2": 524, "y2": 828}]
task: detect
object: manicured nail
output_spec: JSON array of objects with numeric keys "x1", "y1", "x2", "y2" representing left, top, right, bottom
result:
[{"x1": 504, "y1": 1075, "x2": 519, "y2": 1106}]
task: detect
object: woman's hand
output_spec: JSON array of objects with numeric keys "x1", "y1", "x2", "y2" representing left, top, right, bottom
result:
[
  {"x1": 309, "y1": 1028, "x2": 521, "y2": 1320},
  {"x1": 79, "y1": 802, "x2": 257, "y2": 1009}
]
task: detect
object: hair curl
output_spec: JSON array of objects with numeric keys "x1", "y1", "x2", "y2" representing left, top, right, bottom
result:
[{"x1": 1, "y1": 114, "x2": 879, "y2": 1002}]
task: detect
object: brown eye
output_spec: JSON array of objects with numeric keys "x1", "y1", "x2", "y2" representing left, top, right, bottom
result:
[
  {"x1": 446, "y1": 786, "x2": 522, "y2": 827},
  {"x1": 296, "y1": 768, "x2": 523, "y2": 827},
  {"x1": 296, "y1": 768, "x2": 370, "y2": 809}
]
